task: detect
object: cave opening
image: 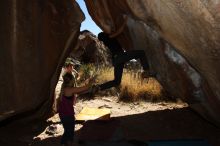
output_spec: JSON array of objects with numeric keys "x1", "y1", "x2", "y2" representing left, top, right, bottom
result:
[
  {"x1": 54, "y1": 0, "x2": 182, "y2": 120},
  {"x1": 1, "y1": 1, "x2": 220, "y2": 146},
  {"x1": 51, "y1": 0, "x2": 194, "y2": 145}
]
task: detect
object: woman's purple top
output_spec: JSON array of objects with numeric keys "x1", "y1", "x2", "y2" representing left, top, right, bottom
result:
[{"x1": 58, "y1": 95, "x2": 75, "y2": 117}]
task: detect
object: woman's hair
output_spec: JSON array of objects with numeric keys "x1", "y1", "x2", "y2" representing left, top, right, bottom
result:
[
  {"x1": 62, "y1": 72, "x2": 73, "y2": 87},
  {"x1": 98, "y1": 32, "x2": 109, "y2": 43}
]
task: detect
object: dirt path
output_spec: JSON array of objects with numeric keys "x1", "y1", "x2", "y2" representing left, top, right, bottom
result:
[{"x1": 0, "y1": 97, "x2": 220, "y2": 146}]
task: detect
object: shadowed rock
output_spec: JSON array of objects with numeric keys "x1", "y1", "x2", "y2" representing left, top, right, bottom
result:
[
  {"x1": 85, "y1": 0, "x2": 220, "y2": 125},
  {"x1": 1, "y1": 0, "x2": 220, "y2": 126},
  {"x1": 0, "y1": 0, "x2": 84, "y2": 121}
]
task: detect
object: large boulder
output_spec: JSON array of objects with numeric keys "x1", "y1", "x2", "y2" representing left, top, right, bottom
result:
[
  {"x1": 1, "y1": 0, "x2": 220, "y2": 126},
  {"x1": 0, "y1": 0, "x2": 84, "y2": 121},
  {"x1": 71, "y1": 30, "x2": 111, "y2": 65},
  {"x1": 85, "y1": 0, "x2": 220, "y2": 125}
]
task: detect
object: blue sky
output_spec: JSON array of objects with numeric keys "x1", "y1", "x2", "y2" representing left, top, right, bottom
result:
[{"x1": 76, "y1": 0, "x2": 102, "y2": 36}]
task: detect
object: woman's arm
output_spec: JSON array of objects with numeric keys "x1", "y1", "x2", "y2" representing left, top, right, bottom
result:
[
  {"x1": 109, "y1": 15, "x2": 128, "y2": 38},
  {"x1": 64, "y1": 85, "x2": 90, "y2": 95}
]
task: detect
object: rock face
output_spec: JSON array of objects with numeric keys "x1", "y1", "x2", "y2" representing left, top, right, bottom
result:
[
  {"x1": 85, "y1": 0, "x2": 220, "y2": 125},
  {"x1": 71, "y1": 30, "x2": 111, "y2": 65},
  {"x1": 1, "y1": 0, "x2": 220, "y2": 126},
  {"x1": 0, "y1": 0, "x2": 84, "y2": 121}
]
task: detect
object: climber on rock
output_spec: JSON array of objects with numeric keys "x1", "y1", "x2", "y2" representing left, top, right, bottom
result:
[{"x1": 93, "y1": 15, "x2": 153, "y2": 93}]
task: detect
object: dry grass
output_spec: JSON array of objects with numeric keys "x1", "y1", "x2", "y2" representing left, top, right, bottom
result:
[
  {"x1": 120, "y1": 71, "x2": 163, "y2": 102},
  {"x1": 96, "y1": 67, "x2": 114, "y2": 83},
  {"x1": 95, "y1": 67, "x2": 165, "y2": 102}
]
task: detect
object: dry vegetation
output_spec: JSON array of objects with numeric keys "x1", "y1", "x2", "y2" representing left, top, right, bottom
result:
[
  {"x1": 120, "y1": 70, "x2": 164, "y2": 102},
  {"x1": 79, "y1": 64, "x2": 166, "y2": 102}
]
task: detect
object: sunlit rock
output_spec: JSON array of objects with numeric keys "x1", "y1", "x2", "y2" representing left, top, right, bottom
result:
[{"x1": 71, "y1": 30, "x2": 111, "y2": 65}]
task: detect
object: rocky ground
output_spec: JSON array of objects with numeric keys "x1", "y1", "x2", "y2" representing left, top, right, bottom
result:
[{"x1": 0, "y1": 96, "x2": 220, "y2": 146}]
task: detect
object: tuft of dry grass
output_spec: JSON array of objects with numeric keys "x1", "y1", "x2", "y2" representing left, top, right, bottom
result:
[
  {"x1": 95, "y1": 67, "x2": 165, "y2": 102},
  {"x1": 96, "y1": 67, "x2": 114, "y2": 83},
  {"x1": 95, "y1": 67, "x2": 119, "y2": 96},
  {"x1": 120, "y1": 71, "x2": 163, "y2": 102}
]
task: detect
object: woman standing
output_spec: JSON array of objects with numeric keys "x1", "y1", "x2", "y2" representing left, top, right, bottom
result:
[{"x1": 58, "y1": 72, "x2": 90, "y2": 146}]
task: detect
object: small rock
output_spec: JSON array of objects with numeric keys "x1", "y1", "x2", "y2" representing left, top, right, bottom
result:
[
  {"x1": 158, "y1": 102, "x2": 166, "y2": 106},
  {"x1": 33, "y1": 136, "x2": 41, "y2": 141},
  {"x1": 133, "y1": 102, "x2": 139, "y2": 105},
  {"x1": 45, "y1": 124, "x2": 58, "y2": 135},
  {"x1": 98, "y1": 104, "x2": 112, "y2": 109},
  {"x1": 102, "y1": 97, "x2": 113, "y2": 102}
]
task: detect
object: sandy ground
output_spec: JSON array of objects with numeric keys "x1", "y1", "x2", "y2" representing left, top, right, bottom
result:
[{"x1": 0, "y1": 96, "x2": 220, "y2": 146}]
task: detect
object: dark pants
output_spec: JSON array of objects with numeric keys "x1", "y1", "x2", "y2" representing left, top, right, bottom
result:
[
  {"x1": 99, "y1": 50, "x2": 149, "y2": 90},
  {"x1": 59, "y1": 115, "x2": 75, "y2": 145}
]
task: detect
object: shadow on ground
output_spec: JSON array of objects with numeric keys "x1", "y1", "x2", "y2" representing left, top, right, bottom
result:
[{"x1": 0, "y1": 107, "x2": 220, "y2": 146}]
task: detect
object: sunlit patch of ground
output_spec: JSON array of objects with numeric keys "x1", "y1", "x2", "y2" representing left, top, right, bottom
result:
[{"x1": 35, "y1": 97, "x2": 188, "y2": 141}]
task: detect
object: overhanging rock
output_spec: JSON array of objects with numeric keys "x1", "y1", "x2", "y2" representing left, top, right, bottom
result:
[
  {"x1": 0, "y1": 0, "x2": 220, "y2": 126},
  {"x1": 85, "y1": 0, "x2": 220, "y2": 125}
]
